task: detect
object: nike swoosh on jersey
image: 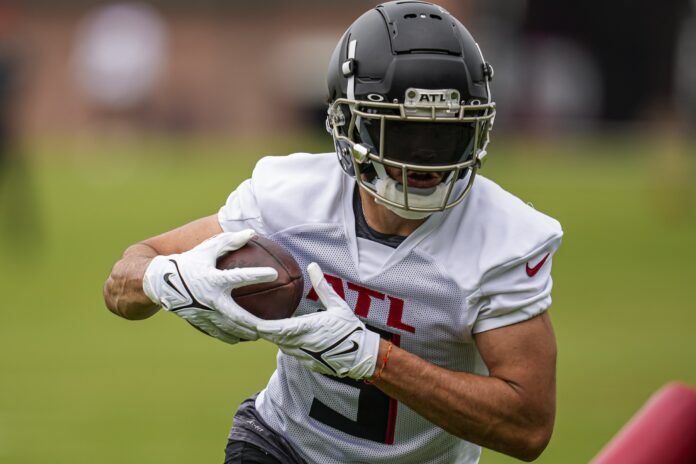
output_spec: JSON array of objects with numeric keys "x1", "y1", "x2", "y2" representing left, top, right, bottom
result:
[{"x1": 526, "y1": 253, "x2": 550, "y2": 277}]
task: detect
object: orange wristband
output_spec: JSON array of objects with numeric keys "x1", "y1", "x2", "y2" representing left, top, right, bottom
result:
[{"x1": 365, "y1": 342, "x2": 393, "y2": 384}]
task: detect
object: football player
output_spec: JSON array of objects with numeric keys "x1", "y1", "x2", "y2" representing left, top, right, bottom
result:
[{"x1": 104, "y1": 2, "x2": 562, "y2": 463}]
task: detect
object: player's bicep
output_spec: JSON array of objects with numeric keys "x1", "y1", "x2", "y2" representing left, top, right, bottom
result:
[
  {"x1": 141, "y1": 214, "x2": 223, "y2": 255},
  {"x1": 475, "y1": 312, "x2": 557, "y2": 418}
]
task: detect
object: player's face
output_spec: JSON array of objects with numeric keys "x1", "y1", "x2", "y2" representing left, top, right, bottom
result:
[{"x1": 366, "y1": 118, "x2": 472, "y2": 190}]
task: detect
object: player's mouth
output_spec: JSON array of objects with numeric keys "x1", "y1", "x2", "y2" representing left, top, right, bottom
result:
[{"x1": 405, "y1": 171, "x2": 443, "y2": 189}]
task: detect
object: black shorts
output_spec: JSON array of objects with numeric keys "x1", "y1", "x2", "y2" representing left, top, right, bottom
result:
[
  {"x1": 224, "y1": 441, "x2": 284, "y2": 464},
  {"x1": 224, "y1": 395, "x2": 305, "y2": 464}
]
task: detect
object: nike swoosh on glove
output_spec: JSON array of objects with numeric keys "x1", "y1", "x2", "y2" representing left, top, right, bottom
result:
[
  {"x1": 142, "y1": 230, "x2": 278, "y2": 344},
  {"x1": 257, "y1": 263, "x2": 380, "y2": 380}
]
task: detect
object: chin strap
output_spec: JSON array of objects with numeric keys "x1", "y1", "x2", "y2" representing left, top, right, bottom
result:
[
  {"x1": 372, "y1": 174, "x2": 456, "y2": 221},
  {"x1": 373, "y1": 195, "x2": 434, "y2": 220}
]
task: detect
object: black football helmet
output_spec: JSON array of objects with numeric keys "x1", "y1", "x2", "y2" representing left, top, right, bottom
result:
[{"x1": 326, "y1": 1, "x2": 495, "y2": 218}]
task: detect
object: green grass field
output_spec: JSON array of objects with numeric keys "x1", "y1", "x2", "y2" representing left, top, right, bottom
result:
[{"x1": 0, "y1": 134, "x2": 694, "y2": 463}]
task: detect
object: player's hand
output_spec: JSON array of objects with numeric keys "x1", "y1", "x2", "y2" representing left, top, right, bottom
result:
[
  {"x1": 257, "y1": 263, "x2": 380, "y2": 380},
  {"x1": 142, "y1": 230, "x2": 278, "y2": 343}
]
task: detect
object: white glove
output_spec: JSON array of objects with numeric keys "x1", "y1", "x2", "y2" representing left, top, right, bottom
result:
[
  {"x1": 142, "y1": 230, "x2": 278, "y2": 343},
  {"x1": 257, "y1": 263, "x2": 380, "y2": 380}
]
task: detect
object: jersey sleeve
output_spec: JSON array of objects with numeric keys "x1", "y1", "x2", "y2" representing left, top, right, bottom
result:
[
  {"x1": 217, "y1": 178, "x2": 267, "y2": 235},
  {"x1": 471, "y1": 237, "x2": 561, "y2": 334}
]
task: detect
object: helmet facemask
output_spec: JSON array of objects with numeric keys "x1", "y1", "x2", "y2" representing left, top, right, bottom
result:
[{"x1": 327, "y1": 89, "x2": 496, "y2": 219}]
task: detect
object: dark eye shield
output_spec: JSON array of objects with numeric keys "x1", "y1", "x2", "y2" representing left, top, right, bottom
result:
[{"x1": 363, "y1": 120, "x2": 476, "y2": 167}]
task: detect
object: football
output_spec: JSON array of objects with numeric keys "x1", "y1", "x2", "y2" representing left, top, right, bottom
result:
[{"x1": 216, "y1": 235, "x2": 304, "y2": 320}]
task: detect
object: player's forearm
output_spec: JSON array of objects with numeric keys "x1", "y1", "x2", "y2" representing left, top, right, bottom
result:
[
  {"x1": 371, "y1": 340, "x2": 553, "y2": 462},
  {"x1": 103, "y1": 243, "x2": 160, "y2": 320}
]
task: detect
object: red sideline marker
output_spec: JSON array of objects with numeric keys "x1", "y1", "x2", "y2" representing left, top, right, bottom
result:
[{"x1": 592, "y1": 382, "x2": 696, "y2": 464}]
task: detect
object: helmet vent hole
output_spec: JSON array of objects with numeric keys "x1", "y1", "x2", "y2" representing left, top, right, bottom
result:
[{"x1": 403, "y1": 13, "x2": 438, "y2": 20}]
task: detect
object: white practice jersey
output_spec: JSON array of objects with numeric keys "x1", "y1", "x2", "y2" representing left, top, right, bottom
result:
[{"x1": 218, "y1": 153, "x2": 563, "y2": 464}]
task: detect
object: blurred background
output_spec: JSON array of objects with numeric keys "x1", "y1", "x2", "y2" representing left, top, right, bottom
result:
[{"x1": 0, "y1": 0, "x2": 694, "y2": 463}]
